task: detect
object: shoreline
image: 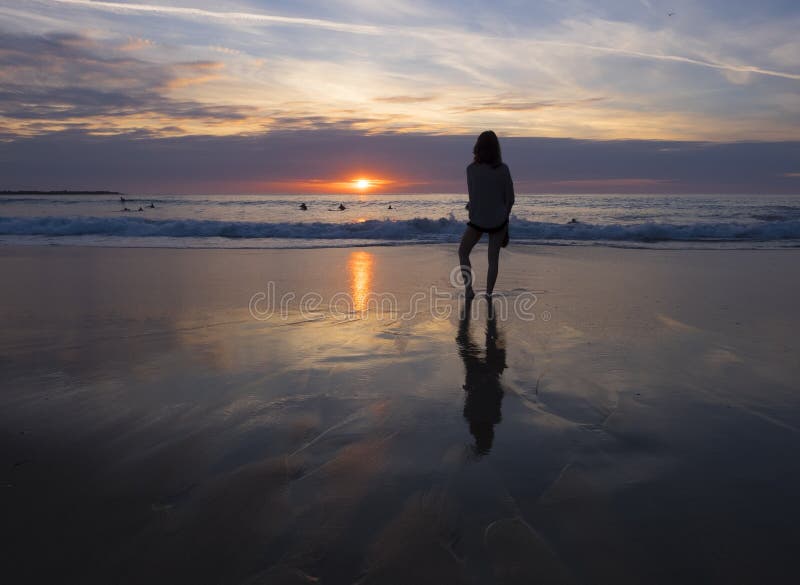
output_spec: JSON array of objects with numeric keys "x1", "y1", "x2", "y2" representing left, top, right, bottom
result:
[{"x1": 2, "y1": 239, "x2": 800, "y2": 251}]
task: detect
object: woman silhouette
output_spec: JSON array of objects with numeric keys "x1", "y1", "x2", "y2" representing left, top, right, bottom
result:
[{"x1": 459, "y1": 131, "x2": 515, "y2": 299}]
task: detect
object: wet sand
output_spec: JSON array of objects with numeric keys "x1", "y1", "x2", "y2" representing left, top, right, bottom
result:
[{"x1": 1, "y1": 244, "x2": 799, "y2": 584}]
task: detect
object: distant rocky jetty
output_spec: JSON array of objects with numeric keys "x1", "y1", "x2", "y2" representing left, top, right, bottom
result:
[{"x1": 1, "y1": 190, "x2": 122, "y2": 195}]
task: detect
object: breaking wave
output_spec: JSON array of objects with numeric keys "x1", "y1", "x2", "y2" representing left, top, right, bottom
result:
[{"x1": 2, "y1": 215, "x2": 800, "y2": 244}]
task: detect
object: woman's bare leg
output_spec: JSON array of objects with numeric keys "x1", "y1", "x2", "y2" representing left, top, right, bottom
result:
[
  {"x1": 486, "y1": 226, "x2": 506, "y2": 296},
  {"x1": 458, "y1": 226, "x2": 482, "y2": 298}
]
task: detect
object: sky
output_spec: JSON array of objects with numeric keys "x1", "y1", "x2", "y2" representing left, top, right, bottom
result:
[{"x1": 0, "y1": 0, "x2": 798, "y2": 193}]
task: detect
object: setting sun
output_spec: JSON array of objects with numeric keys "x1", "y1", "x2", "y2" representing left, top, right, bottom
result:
[{"x1": 354, "y1": 179, "x2": 371, "y2": 190}]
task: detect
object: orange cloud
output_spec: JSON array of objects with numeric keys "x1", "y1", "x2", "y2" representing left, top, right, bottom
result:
[
  {"x1": 165, "y1": 61, "x2": 226, "y2": 89},
  {"x1": 552, "y1": 178, "x2": 674, "y2": 187}
]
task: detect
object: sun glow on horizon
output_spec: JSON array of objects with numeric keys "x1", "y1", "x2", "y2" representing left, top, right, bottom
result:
[
  {"x1": 250, "y1": 176, "x2": 395, "y2": 194},
  {"x1": 341, "y1": 176, "x2": 391, "y2": 193}
]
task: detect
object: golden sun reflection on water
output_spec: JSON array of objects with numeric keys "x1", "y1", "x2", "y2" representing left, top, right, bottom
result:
[{"x1": 348, "y1": 250, "x2": 374, "y2": 312}]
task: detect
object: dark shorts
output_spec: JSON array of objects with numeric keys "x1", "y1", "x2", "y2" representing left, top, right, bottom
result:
[{"x1": 467, "y1": 218, "x2": 508, "y2": 234}]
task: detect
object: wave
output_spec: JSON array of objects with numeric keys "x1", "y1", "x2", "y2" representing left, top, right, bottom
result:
[{"x1": 2, "y1": 215, "x2": 800, "y2": 243}]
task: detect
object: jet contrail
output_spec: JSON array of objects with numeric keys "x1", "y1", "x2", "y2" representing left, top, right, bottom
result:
[
  {"x1": 538, "y1": 39, "x2": 800, "y2": 81},
  {"x1": 47, "y1": 0, "x2": 383, "y2": 35},
  {"x1": 47, "y1": 0, "x2": 800, "y2": 82}
]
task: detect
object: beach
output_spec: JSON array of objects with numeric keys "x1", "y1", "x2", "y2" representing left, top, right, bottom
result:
[
  {"x1": 3, "y1": 0, "x2": 798, "y2": 579},
  {"x1": 1, "y1": 243, "x2": 799, "y2": 584}
]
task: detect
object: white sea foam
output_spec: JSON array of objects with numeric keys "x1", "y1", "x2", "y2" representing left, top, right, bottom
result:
[{"x1": 2, "y1": 215, "x2": 800, "y2": 244}]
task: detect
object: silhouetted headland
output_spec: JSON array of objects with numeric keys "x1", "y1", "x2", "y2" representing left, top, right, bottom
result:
[{"x1": 1, "y1": 190, "x2": 122, "y2": 195}]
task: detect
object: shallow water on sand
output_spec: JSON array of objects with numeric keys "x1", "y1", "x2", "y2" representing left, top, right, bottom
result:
[{"x1": 1, "y1": 245, "x2": 799, "y2": 584}]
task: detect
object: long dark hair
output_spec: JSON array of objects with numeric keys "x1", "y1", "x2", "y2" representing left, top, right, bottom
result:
[{"x1": 473, "y1": 130, "x2": 502, "y2": 168}]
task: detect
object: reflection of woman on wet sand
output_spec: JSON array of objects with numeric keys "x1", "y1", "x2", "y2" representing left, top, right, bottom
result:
[{"x1": 457, "y1": 300, "x2": 506, "y2": 456}]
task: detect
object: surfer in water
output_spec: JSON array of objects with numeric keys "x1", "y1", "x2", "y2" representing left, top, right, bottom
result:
[{"x1": 458, "y1": 130, "x2": 515, "y2": 299}]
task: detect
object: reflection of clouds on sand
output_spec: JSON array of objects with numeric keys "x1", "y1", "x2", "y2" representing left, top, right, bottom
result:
[
  {"x1": 656, "y1": 313, "x2": 700, "y2": 332},
  {"x1": 358, "y1": 487, "x2": 465, "y2": 584},
  {"x1": 705, "y1": 346, "x2": 742, "y2": 366},
  {"x1": 289, "y1": 433, "x2": 394, "y2": 548},
  {"x1": 375, "y1": 328, "x2": 413, "y2": 353}
]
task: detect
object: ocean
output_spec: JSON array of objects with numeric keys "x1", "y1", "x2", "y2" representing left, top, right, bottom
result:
[{"x1": 1, "y1": 192, "x2": 800, "y2": 249}]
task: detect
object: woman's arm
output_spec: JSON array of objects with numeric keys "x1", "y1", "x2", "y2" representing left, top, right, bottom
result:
[
  {"x1": 504, "y1": 166, "x2": 515, "y2": 216},
  {"x1": 466, "y1": 166, "x2": 474, "y2": 212}
]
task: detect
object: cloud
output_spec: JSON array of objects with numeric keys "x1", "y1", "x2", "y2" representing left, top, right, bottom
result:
[
  {"x1": 373, "y1": 96, "x2": 436, "y2": 104},
  {"x1": 455, "y1": 96, "x2": 606, "y2": 113},
  {"x1": 0, "y1": 32, "x2": 258, "y2": 136},
  {"x1": 536, "y1": 38, "x2": 800, "y2": 81},
  {"x1": 2, "y1": 128, "x2": 798, "y2": 195},
  {"x1": 0, "y1": 30, "x2": 447, "y2": 138},
  {"x1": 42, "y1": 0, "x2": 800, "y2": 82},
  {"x1": 551, "y1": 178, "x2": 673, "y2": 187},
  {"x1": 165, "y1": 61, "x2": 225, "y2": 89},
  {"x1": 329, "y1": 0, "x2": 445, "y2": 20},
  {"x1": 208, "y1": 45, "x2": 243, "y2": 56},
  {"x1": 117, "y1": 36, "x2": 155, "y2": 51},
  {"x1": 4, "y1": 3, "x2": 800, "y2": 142}
]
